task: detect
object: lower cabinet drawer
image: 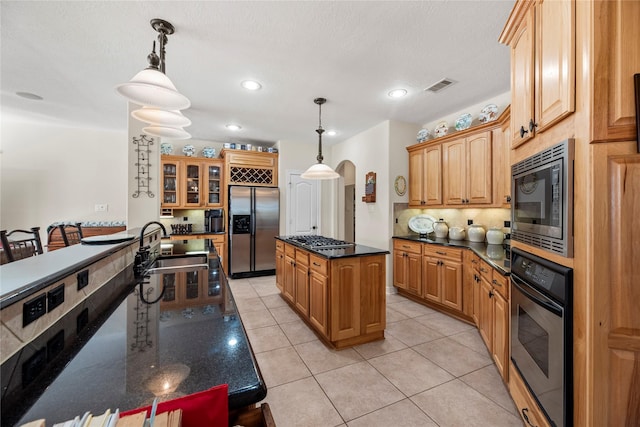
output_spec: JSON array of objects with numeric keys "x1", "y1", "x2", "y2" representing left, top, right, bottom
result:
[
  {"x1": 423, "y1": 245, "x2": 462, "y2": 262},
  {"x1": 492, "y1": 271, "x2": 509, "y2": 300},
  {"x1": 393, "y1": 239, "x2": 422, "y2": 254},
  {"x1": 309, "y1": 254, "x2": 328, "y2": 275}
]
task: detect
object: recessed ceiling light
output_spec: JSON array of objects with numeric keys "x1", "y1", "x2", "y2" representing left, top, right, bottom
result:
[
  {"x1": 16, "y1": 91, "x2": 43, "y2": 100},
  {"x1": 226, "y1": 124, "x2": 242, "y2": 131},
  {"x1": 326, "y1": 130, "x2": 337, "y2": 136},
  {"x1": 241, "y1": 80, "x2": 262, "y2": 91},
  {"x1": 388, "y1": 89, "x2": 407, "y2": 98}
]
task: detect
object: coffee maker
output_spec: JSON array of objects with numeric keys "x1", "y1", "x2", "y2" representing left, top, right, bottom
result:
[{"x1": 205, "y1": 209, "x2": 224, "y2": 232}]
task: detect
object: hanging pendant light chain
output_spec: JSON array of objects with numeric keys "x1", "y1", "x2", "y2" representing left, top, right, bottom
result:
[{"x1": 315, "y1": 97, "x2": 326, "y2": 164}]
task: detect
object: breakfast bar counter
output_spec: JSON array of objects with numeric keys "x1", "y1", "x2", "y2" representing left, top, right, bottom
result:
[{"x1": 2, "y1": 239, "x2": 266, "y2": 426}]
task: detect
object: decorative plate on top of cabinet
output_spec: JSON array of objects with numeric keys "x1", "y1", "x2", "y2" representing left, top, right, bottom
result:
[
  {"x1": 416, "y1": 128, "x2": 430, "y2": 143},
  {"x1": 478, "y1": 104, "x2": 498, "y2": 123},
  {"x1": 455, "y1": 113, "x2": 473, "y2": 131},
  {"x1": 434, "y1": 121, "x2": 449, "y2": 138}
]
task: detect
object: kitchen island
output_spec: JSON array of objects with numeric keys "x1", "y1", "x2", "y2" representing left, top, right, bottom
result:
[
  {"x1": 275, "y1": 236, "x2": 389, "y2": 349},
  {"x1": 1, "y1": 238, "x2": 267, "y2": 426}
]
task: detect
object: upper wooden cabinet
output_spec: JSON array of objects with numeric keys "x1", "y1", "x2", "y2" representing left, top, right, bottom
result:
[
  {"x1": 160, "y1": 155, "x2": 224, "y2": 209},
  {"x1": 591, "y1": 0, "x2": 640, "y2": 143},
  {"x1": 500, "y1": 0, "x2": 575, "y2": 147},
  {"x1": 443, "y1": 131, "x2": 492, "y2": 206},
  {"x1": 221, "y1": 149, "x2": 279, "y2": 187},
  {"x1": 407, "y1": 109, "x2": 509, "y2": 209},
  {"x1": 408, "y1": 144, "x2": 442, "y2": 206}
]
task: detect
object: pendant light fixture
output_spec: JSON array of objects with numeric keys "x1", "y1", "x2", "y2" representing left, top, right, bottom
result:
[
  {"x1": 116, "y1": 19, "x2": 191, "y2": 139},
  {"x1": 300, "y1": 98, "x2": 340, "y2": 180}
]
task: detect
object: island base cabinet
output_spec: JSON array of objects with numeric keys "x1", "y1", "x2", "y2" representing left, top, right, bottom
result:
[{"x1": 276, "y1": 245, "x2": 386, "y2": 349}]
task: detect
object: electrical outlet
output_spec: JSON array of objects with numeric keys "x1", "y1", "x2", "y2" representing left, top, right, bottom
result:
[
  {"x1": 504, "y1": 220, "x2": 511, "y2": 228},
  {"x1": 467, "y1": 219, "x2": 473, "y2": 225},
  {"x1": 94, "y1": 204, "x2": 108, "y2": 212}
]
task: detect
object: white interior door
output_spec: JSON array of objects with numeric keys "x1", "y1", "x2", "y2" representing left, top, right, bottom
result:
[{"x1": 287, "y1": 171, "x2": 319, "y2": 235}]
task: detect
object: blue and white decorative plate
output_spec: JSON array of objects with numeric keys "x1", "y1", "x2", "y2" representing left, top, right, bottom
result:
[
  {"x1": 202, "y1": 147, "x2": 216, "y2": 158},
  {"x1": 417, "y1": 128, "x2": 430, "y2": 143},
  {"x1": 182, "y1": 144, "x2": 196, "y2": 157},
  {"x1": 160, "y1": 143, "x2": 173, "y2": 155},
  {"x1": 455, "y1": 113, "x2": 473, "y2": 131}
]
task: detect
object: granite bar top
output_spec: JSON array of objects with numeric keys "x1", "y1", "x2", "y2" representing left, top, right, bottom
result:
[
  {"x1": 393, "y1": 234, "x2": 510, "y2": 275},
  {"x1": 276, "y1": 236, "x2": 389, "y2": 259},
  {"x1": 4, "y1": 240, "x2": 266, "y2": 426},
  {"x1": 0, "y1": 228, "x2": 144, "y2": 309}
]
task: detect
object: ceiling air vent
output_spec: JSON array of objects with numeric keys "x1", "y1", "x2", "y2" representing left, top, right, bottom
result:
[{"x1": 425, "y1": 78, "x2": 456, "y2": 93}]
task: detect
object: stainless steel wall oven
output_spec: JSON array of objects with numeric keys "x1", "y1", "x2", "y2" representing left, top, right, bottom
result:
[
  {"x1": 510, "y1": 247, "x2": 573, "y2": 427},
  {"x1": 511, "y1": 139, "x2": 574, "y2": 257}
]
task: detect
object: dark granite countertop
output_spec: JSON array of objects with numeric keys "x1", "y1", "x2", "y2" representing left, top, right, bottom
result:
[
  {"x1": 3, "y1": 241, "x2": 266, "y2": 426},
  {"x1": 276, "y1": 236, "x2": 389, "y2": 259},
  {"x1": 0, "y1": 228, "x2": 144, "y2": 310},
  {"x1": 393, "y1": 235, "x2": 510, "y2": 275}
]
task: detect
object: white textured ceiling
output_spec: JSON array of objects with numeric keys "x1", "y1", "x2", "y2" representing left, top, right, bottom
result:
[{"x1": 1, "y1": 1, "x2": 514, "y2": 146}]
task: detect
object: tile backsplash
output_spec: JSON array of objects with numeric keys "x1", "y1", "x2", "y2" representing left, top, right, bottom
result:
[{"x1": 393, "y1": 203, "x2": 510, "y2": 238}]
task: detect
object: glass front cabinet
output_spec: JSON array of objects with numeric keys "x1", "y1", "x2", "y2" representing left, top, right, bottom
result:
[
  {"x1": 160, "y1": 156, "x2": 224, "y2": 209},
  {"x1": 161, "y1": 159, "x2": 181, "y2": 207}
]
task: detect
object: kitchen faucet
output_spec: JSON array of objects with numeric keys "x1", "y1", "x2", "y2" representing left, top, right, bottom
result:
[{"x1": 134, "y1": 221, "x2": 168, "y2": 277}]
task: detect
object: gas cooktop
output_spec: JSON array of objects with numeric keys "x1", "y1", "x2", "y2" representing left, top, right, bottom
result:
[{"x1": 285, "y1": 235, "x2": 356, "y2": 249}]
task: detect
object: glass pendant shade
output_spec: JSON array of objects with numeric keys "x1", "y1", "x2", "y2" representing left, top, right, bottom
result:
[
  {"x1": 301, "y1": 162, "x2": 340, "y2": 180},
  {"x1": 143, "y1": 125, "x2": 191, "y2": 140},
  {"x1": 116, "y1": 68, "x2": 190, "y2": 110},
  {"x1": 131, "y1": 106, "x2": 191, "y2": 127}
]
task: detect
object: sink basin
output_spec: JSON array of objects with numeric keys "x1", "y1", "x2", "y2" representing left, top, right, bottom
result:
[{"x1": 145, "y1": 253, "x2": 209, "y2": 274}]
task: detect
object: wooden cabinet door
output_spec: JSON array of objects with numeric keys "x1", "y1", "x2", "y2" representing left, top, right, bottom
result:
[
  {"x1": 360, "y1": 255, "x2": 386, "y2": 335},
  {"x1": 422, "y1": 256, "x2": 440, "y2": 304},
  {"x1": 408, "y1": 149, "x2": 425, "y2": 206},
  {"x1": 182, "y1": 161, "x2": 202, "y2": 207},
  {"x1": 275, "y1": 249, "x2": 285, "y2": 292},
  {"x1": 393, "y1": 250, "x2": 408, "y2": 290},
  {"x1": 466, "y1": 132, "x2": 492, "y2": 205},
  {"x1": 441, "y1": 260, "x2": 463, "y2": 312},
  {"x1": 203, "y1": 160, "x2": 223, "y2": 207},
  {"x1": 492, "y1": 123, "x2": 512, "y2": 207},
  {"x1": 283, "y1": 254, "x2": 295, "y2": 303},
  {"x1": 294, "y1": 254, "x2": 309, "y2": 316},
  {"x1": 493, "y1": 292, "x2": 509, "y2": 381},
  {"x1": 161, "y1": 159, "x2": 181, "y2": 207},
  {"x1": 443, "y1": 138, "x2": 466, "y2": 205},
  {"x1": 330, "y1": 259, "x2": 360, "y2": 341},
  {"x1": 591, "y1": 0, "x2": 640, "y2": 142},
  {"x1": 424, "y1": 144, "x2": 442, "y2": 205},
  {"x1": 510, "y1": 6, "x2": 535, "y2": 147},
  {"x1": 406, "y1": 252, "x2": 423, "y2": 296},
  {"x1": 535, "y1": 0, "x2": 575, "y2": 133},
  {"x1": 472, "y1": 273, "x2": 481, "y2": 326},
  {"x1": 309, "y1": 270, "x2": 328, "y2": 338},
  {"x1": 478, "y1": 276, "x2": 494, "y2": 351}
]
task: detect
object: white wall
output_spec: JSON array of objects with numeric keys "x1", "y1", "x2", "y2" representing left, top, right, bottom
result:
[{"x1": 1, "y1": 117, "x2": 128, "y2": 240}]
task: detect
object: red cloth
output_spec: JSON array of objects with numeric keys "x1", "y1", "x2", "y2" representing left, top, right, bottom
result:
[{"x1": 120, "y1": 384, "x2": 229, "y2": 427}]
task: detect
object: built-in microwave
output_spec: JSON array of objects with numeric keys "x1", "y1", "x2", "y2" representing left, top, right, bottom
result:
[{"x1": 511, "y1": 139, "x2": 574, "y2": 257}]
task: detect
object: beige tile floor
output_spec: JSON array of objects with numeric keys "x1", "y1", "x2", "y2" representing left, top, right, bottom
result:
[{"x1": 229, "y1": 275, "x2": 523, "y2": 427}]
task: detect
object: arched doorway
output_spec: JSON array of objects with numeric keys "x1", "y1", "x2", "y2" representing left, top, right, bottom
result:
[{"x1": 336, "y1": 161, "x2": 356, "y2": 242}]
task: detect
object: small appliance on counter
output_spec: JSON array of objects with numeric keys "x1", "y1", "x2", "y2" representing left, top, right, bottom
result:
[{"x1": 205, "y1": 209, "x2": 224, "y2": 233}]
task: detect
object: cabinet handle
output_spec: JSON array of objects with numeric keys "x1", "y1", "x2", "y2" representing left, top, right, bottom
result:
[
  {"x1": 313, "y1": 262, "x2": 321, "y2": 267},
  {"x1": 521, "y1": 408, "x2": 538, "y2": 427},
  {"x1": 519, "y1": 125, "x2": 529, "y2": 138},
  {"x1": 480, "y1": 267, "x2": 488, "y2": 273},
  {"x1": 402, "y1": 245, "x2": 411, "y2": 249},
  {"x1": 492, "y1": 279, "x2": 502, "y2": 286},
  {"x1": 436, "y1": 251, "x2": 446, "y2": 255},
  {"x1": 489, "y1": 290, "x2": 494, "y2": 298},
  {"x1": 506, "y1": 195, "x2": 512, "y2": 203},
  {"x1": 528, "y1": 119, "x2": 538, "y2": 133},
  {"x1": 471, "y1": 259, "x2": 478, "y2": 264}
]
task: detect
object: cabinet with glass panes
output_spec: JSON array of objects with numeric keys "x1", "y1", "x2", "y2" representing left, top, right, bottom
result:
[{"x1": 160, "y1": 156, "x2": 224, "y2": 209}]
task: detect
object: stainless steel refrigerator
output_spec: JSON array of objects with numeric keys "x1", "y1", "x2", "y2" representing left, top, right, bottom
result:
[{"x1": 228, "y1": 185, "x2": 280, "y2": 278}]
